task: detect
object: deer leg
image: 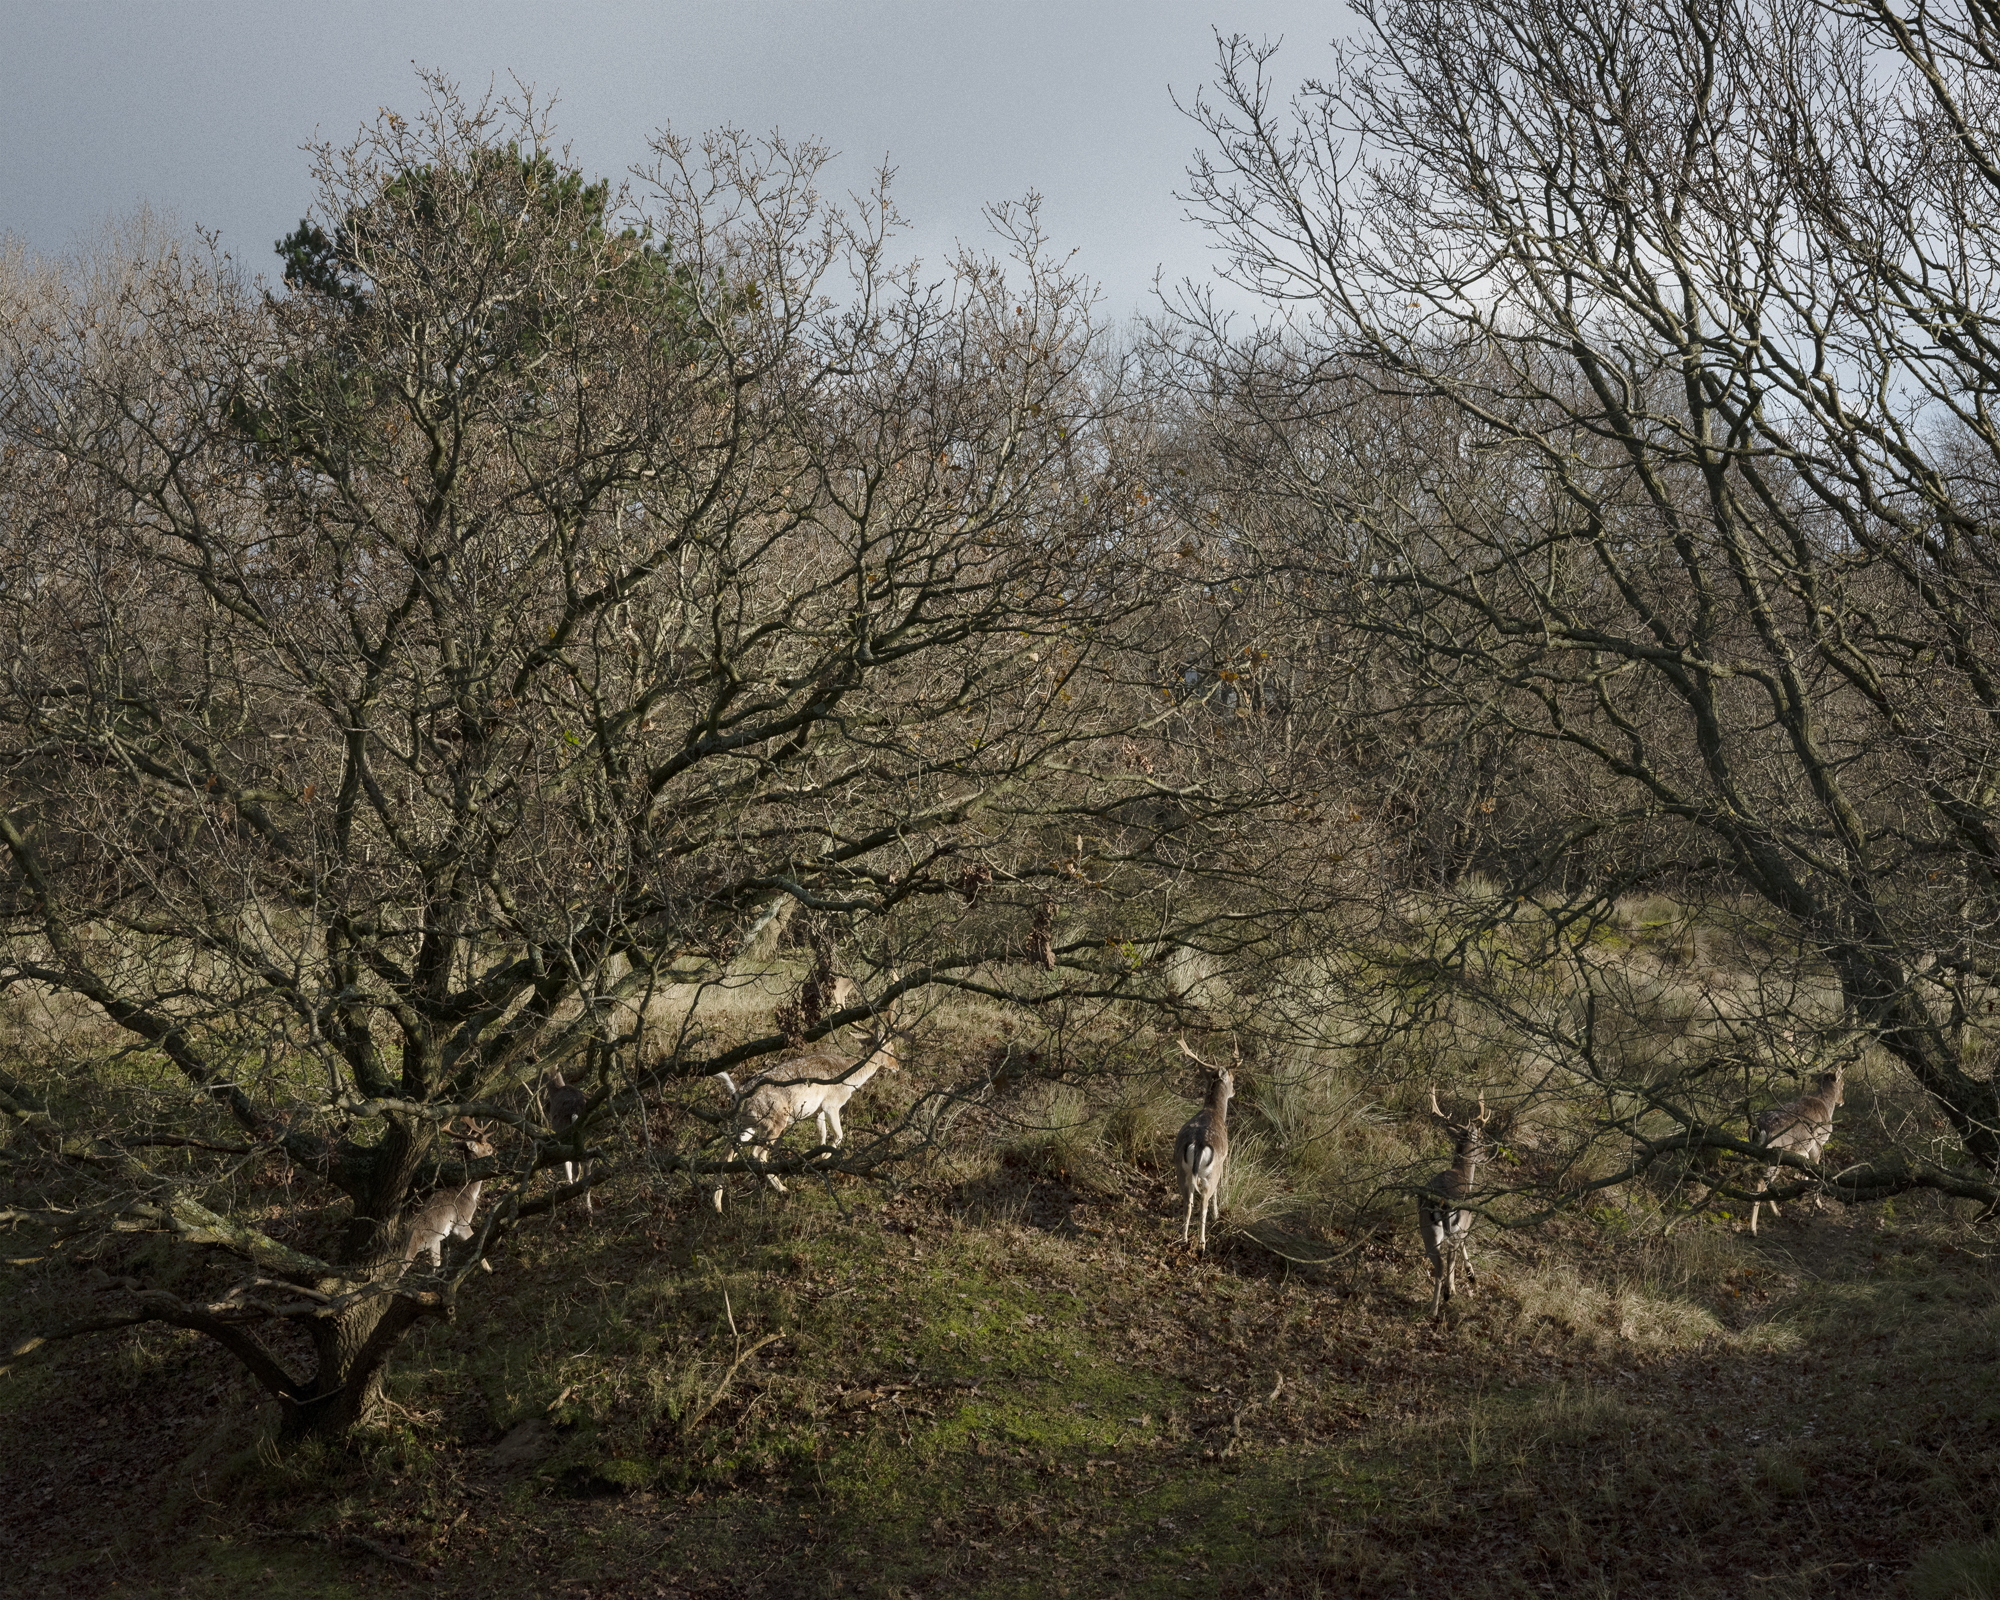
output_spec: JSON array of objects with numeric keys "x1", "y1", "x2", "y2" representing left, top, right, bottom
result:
[
  {"x1": 1419, "y1": 1204, "x2": 1449, "y2": 1317},
  {"x1": 1750, "y1": 1163, "x2": 1777, "y2": 1233},
  {"x1": 1182, "y1": 1188, "x2": 1196, "y2": 1243},
  {"x1": 751, "y1": 1142, "x2": 788, "y2": 1194},
  {"x1": 825, "y1": 1102, "x2": 845, "y2": 1148},
  {"x1": 765, "y1": 1141, "x2": 789, "y2": 1194}
]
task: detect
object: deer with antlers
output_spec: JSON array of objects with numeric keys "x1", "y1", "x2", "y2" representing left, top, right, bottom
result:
[
  {"x1": 1418, "y1": 1088, "x2": 1490, "y2": 1321},
  {"x1": 1174, "y1": 1038, "x2": 1236, "y2": 1251}
]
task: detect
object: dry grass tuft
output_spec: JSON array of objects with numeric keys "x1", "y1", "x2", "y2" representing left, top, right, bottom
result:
[
  {"x1": 1912, "y1": 1536, "x2": 2000, "y2": 1600},
  {"x1": 1101, "y1": 1079, "x2": 1183, "y2": 1169},
  {"x1": 1003, "y1": 1085, "x2": 1117, "y2": 1193}
]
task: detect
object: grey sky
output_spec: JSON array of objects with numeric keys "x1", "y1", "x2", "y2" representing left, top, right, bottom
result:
[{"x1": 0, "y1": 0, "x2": 1355, "y2": 324}]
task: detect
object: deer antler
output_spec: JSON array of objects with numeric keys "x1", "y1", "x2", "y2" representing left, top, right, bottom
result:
[
  {"x1": 1429, "y1": 1086, "x2": 1490, "y2": 1125},
  {"x1": 1179, "y1": 1036, "x2": 1221, "y2": 1073}
]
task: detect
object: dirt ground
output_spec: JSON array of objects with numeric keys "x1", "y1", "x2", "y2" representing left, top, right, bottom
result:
[{"x1": 5, "y1": 1150, "x2": 1996, "y2": 1600}]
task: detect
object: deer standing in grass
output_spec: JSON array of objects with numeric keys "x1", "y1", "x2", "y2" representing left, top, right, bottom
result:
[
  {"x1": 1749, "y1": 1068, "x2": 1844, "y2": 1236},
  {"x1": 401, "y1": 1121, "x2": 496, "y2": 1272},
  {"x1": 711, "y1": 979, "x2": 896, "y2": 1211},
  {"x1": 1174, "y1": 1039, "x2": 1234, "y2": 1251},
  {"x1": 543, "y1": 1070, "x2": 591, "y2": 1214},
  {"x1": 1418, "y1": 1088, "x2": 1489, "y2": 1321}
]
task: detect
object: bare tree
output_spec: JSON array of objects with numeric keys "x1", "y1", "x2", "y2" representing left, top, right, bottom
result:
[
  {"x1": 1165, "y1": 0, "x2": 2000, "y2": 1209},
  {"x1": 0, "y1": 78, "x2": 1325, "y2": 1440}
]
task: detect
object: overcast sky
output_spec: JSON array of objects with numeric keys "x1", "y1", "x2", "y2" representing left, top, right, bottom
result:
[{"x1": 0, "y1": 0, "x2": 1357, "y2": 325}]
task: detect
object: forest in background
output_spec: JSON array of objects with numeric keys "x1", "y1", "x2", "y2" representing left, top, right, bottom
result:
[{"x1": 4, "y1": 2, "x2": 2000, "y2": 1594}]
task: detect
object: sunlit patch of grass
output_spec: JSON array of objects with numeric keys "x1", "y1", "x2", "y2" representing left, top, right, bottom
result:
[
  {"x1": 1003, "y1": 1085, "x2": 1113, "y2": 1193},
  {"x1": 1101, "y1": 1080, "x2": 1182, "y2": 1170},
  {"x1": 1486, "y1": 1245, "x2": 1731, "y2": 1355}
]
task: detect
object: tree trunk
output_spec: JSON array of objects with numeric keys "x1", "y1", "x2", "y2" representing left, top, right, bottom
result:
[
  {"x1": 1839, "y1": 945, "x2": 2000, "y2": 1177},
  {"x1": 276, "y1": 1293, "x2": 434, "y2": 1443}
]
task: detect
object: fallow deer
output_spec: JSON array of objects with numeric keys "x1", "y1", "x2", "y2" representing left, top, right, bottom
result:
[
  {"x1": 1174, "y1": 1038, "x2": 1235, "y2": 1251},
  {"x1": 1750, "y1": 1068, "x2": 1844, "y2": 1236},
  {"x1": 1418, "y1": 1087, "x2": 1489, "y2": 1321},
  {"x1": 711, "y1": 981, "x2": 898, "y2": 1210},
  {"x1": 401, "y1": 1121, "x2": 496, "y2": 1272},
  {"x1": 543, "y1": 1070, "x2": 591, "y2": 1214}
]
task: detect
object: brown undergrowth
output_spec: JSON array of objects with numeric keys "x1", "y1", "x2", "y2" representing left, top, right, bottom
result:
[{"x1": 4, "y1": 1106, "x2": 1997, "y2": 1600}]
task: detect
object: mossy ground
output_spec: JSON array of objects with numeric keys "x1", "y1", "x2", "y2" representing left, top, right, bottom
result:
[{"x1": 4, "y1": 1127, "x2": 1998, "y2": 1600}]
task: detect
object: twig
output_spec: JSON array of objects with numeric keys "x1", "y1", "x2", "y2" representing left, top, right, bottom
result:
[
  {"x1": 680, "y1": 1333, "x2": 780, "y2": 1436},
  {"x1": 1220, "y1": 1372, "x2": 1284, "y2": 1459},
  {"x1": 249, "y1": 1523, "x2": 432, "y2": 1575},
  {"x1": 1237, "y1": 1223, "x2": 1370, "y2": 1269}
]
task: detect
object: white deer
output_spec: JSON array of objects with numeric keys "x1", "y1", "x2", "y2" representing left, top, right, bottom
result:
[
  {"x1": 711, "y1": 979, "x2": 898, "y2": 1210},
  {"x1": 401, "y1": 1121, "x2": 497, "y2": 1271}
]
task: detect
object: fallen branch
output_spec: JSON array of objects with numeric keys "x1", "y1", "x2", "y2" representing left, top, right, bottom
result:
[
  {"x1": 1236, "y1": 1223, "x2": 1371, "y2": 1270},
  {"x1": 680, "y1": 1333, "x2": 781, "y2": 1436}
]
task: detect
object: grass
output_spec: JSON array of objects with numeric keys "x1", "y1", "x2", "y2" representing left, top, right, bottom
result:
[
  {"x1": 5, "y1": 1096, "x2": 1998, "y2": 1598},
  {"x1": 6, "y1": 917, "x2": 2000, "y2": 1599}
]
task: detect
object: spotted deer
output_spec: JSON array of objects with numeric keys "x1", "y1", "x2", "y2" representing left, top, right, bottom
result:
[
  {"x1": 1418, "y1": 1087, "x2": 1489, "y2": 1321},
  {"x1": 711, "y1": 980, "x2": 897, "y2": 1211},
  {"x1": 1174, "y1": 1038, "x2": 1235, "y2": 1251},
  {"x1": 401, "y1": 1121, "x2": 496, "y2": 1272},
  {"x1": 1750, "y1": 1068, "x2": 1844, "y2": 1236}
]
